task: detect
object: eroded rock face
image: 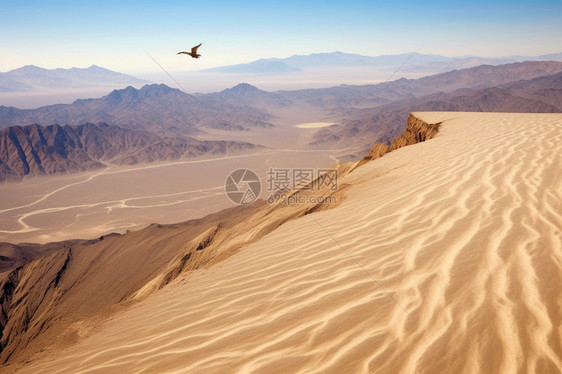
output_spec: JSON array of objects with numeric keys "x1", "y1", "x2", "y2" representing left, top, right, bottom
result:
[
  {"x1": 388, "y1": 114, "x2": 441, "y2": 150},
  {"x1": 361, "y1": 114, "x2": 440, "y2": 163},
  {"x1": 0, "y1": 248, "x2": 72, "y2": 363}
]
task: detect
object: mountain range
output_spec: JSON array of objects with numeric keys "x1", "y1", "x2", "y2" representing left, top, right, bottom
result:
[
  {"x1": 0, "y1": 84, "x2": 274, "y2": 134},
  {"x1": 0, "y1": 122, "x2": 260, "y2": 182},
  {"x1": 3, "y1": 51, "x2": 562, "y2": 96},
  {"x1": 201, "y1": 61, "x2": 562, "y2": 152},
  {"x1": 1, "y1": 60, "x2": 562, "y2": 182},
  {"x1": 200, "y1": 61, "x2": 562, "y2": 109},
  {"x1": 0, "y1": 65, "x2": 148, "y2": 92},
  {"x1": 311, "y1": 65, "x2": 562, "y2": 149},
  {"x1": 206, "y1": 51, "x2": 562, "y2": 74}
]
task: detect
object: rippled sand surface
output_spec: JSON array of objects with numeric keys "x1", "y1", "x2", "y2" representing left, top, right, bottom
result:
[{"x1": 19, "y1": 112, "x2": 562, "y2": 373}]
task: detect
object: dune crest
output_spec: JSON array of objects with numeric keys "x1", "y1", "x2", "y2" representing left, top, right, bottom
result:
[{"x1": 9, "y1": 112, "x2": 562, "y2": 373}]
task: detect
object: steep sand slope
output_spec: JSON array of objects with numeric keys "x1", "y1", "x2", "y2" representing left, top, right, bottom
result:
[{"x1": 16, "y1": 112, "x2": 562, "y2": 373}]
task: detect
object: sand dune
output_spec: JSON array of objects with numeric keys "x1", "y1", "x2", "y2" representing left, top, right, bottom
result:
[{"x1": 13, "y1": 112, "x2": 562, "y2": 373}]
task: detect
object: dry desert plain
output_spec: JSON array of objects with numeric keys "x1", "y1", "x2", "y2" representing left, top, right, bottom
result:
[
  {"x1": 0, "y1": 107, "x2": 343, "y2": 244},
  {"x1": 9, "y1": 112, "x2": 562, "y2": 373}
]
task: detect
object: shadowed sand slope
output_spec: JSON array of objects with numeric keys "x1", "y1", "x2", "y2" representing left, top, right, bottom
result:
[{"x1": 16, "y1": 112, "x2": 562, "y2": 373}]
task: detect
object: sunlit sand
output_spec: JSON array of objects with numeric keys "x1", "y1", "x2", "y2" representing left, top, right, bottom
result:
[{"x1": 12, "y1": 112, "x2": 562, "y2": 374}]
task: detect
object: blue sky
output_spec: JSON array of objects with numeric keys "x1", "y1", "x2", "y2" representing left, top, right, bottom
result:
[{"x1": 1, "y1": 0, "x2": 561, "y2": 73}]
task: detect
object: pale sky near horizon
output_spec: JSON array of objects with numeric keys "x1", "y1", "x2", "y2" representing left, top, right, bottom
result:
[{"x1": 1, "y1": 0, "x2": 561, "y2": 74}]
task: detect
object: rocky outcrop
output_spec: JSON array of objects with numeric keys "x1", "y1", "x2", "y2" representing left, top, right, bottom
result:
[
  {"x1": 0, "y1": 248, "x2": 72, "y2": 363},
  {"x1": 0, "y1": 270, "x2": 19, "y2": 354},
  {"x1": 360, "y1": 114, "x2": 440, "y2": 164},
  {"x1": 0, "y1": 240, "x2": 86, "y2": 274},
  {"x1": 387, "y1": 114, "x2": 440, "y2": 149}
]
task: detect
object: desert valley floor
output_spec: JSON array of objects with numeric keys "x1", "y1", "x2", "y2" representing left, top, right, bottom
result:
[
  {"x1": 0, "y1": 148, "x2": 336, "y2": 243},
  {"x1": 6, "y1": 112, "x2": 562, "y2": 373},
  {"x1": 0, "y1": 106, "x2": 342, "y2": 244}
]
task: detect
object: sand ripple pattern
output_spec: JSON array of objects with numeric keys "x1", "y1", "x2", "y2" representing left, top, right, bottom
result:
[{"x1": 19, "y1": 113, "x2": 562, "y2": 374}]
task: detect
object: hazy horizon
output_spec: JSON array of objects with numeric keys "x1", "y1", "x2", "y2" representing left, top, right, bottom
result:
[
  {"x1": 2, "y1": 49, "x2": 562, "y2": 75},
  {"x1": 2, "y1": 0, "x2": 561, "y2": 75},
  {"x1": 0, "y1": 64, "x2": 429, "y2": 109},
  {"x1": 3, "y1": 48, "x2": 562, "y2": 109}
]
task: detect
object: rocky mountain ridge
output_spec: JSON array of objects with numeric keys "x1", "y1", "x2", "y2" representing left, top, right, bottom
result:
[{"x1": 0, "y1": 122, "x2": 261, "y2": 182}]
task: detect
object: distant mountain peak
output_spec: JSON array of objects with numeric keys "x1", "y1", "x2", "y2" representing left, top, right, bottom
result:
[
  {"x1": 139, "y1": 83, "x2": 181, "y2": 93},
  {"x1": 203, "y1": 51, "x2": 562, "y2": 77},
  {"x1": 216, "y1": 83, "x2": 268, "y2": 99},
  {"x1": 1, "y1": 65, "x2": 149, "y2": 92},
  {"x1": 9, "y1": 65, "x2": 45, "y2": 73},
  {"x1": 230, "y1": 83, "x2": 260, "y2": 91},
  {"x1": 104, "y1": 85, "x2": 140, "y2": 105},
  {"x1": 98, "y1": 84, "x2": 185, "y2": 105}
]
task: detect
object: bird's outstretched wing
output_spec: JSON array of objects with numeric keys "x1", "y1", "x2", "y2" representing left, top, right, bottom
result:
[
  {"x1": 191, "y1": 43, "x2": 202, "y2": 54},
  {"x1": 177, "y1": 51, "x2": 189, "y2": 55}
]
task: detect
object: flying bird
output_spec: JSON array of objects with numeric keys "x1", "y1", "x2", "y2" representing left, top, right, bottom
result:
[{"x1": 177, "y1": 43, "x2": 202, "y2": 59}]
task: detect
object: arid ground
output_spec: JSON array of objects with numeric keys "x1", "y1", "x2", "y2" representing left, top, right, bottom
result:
[{"x1": 8, "y1": 112, "x2": 562, "y2": 373}]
